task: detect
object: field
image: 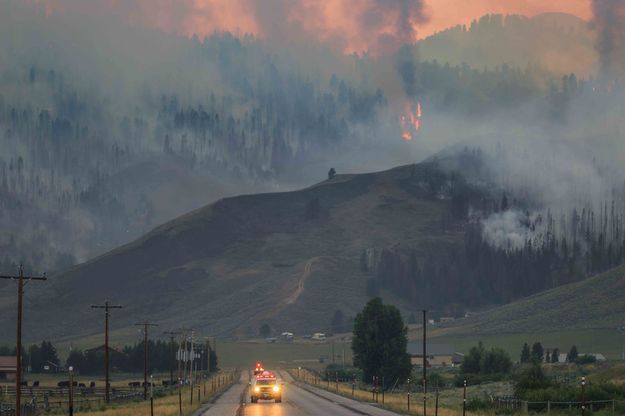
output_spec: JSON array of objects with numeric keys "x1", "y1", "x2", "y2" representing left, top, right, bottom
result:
[
  {"x1": 290, "y1": 368, "x2": 514, "y2": 416},
  {"x1": 0, "y1": 371, "x2": 238, "y2": 416},
  {"x1": 445, "y1": 264, "x2": 625, "y2": 336},
  {"x1": 217, "y1": 340, "x2": 354, "y2": 370}
]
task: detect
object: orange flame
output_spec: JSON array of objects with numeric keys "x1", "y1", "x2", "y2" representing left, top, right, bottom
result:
[{"x1": 400, "y1": 101, "x2": 422, "y2": 141}]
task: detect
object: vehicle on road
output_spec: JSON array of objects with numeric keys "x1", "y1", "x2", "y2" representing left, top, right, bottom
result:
[
  {"x1": 253, "y1": 362, "x2": 265, "y2": 376},
  {"x1": 251, "y1": 371, "x2": 282, "y2": 403}
]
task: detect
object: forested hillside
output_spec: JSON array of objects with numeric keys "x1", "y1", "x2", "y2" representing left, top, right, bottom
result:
[
  {"x1": 0, "y1": 2, "x2": 618, "y2": 280},
  {"x1": 418, "y1": 13, "x2": 596, "y2": 77},
  {"x1": 368, "y1": 149, "x2": 625, "y2": 314}
]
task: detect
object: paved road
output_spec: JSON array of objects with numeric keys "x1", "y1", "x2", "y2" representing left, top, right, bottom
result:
[{"x1": 201, "y1": 371, "x2": 401, "y2": 416}]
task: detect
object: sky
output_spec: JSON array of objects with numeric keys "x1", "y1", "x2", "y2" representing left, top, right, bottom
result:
[{"x1": 33, "y1": 0, "x2": 592, "y2": 54}]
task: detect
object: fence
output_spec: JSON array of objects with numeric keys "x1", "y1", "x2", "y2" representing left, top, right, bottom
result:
[
  {"x1": 0, "y1": 371, "x2": 235, "y2": 415},
  {"x1": 0, "y1": 403, "x2": 37, "y2": 416},
  {"x1": 524, "y1": 399, "x2": 625, "y2": 414},
  {"x1": 0, "y1": 384, "x2": 161, "y2": 415}
]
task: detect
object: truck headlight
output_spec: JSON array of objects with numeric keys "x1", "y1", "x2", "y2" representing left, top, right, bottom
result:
[
  {"x1": 273, "y1": 385, "x2": 280, "y2": 392},
  {"x1": 254, "y1": 386, "x2": 260, "y2": 393}
]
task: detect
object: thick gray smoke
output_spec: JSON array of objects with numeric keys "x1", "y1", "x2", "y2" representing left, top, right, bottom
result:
[{"x1": 591, "y1": 0, "x2": 625, "y2": 81}]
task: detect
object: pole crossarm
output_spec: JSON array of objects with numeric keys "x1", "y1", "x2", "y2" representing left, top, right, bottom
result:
[{"x1": 0, "y1": 275, "x2": 47, "y2": 280}]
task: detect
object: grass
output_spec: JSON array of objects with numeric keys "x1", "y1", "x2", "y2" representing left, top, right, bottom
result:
[
  {"x1": 449, "y1": 264, "x2": 625, "y2": 336},
  {"x1": 72, "y1": 385, "x2": 202, "y2": 416},
  {"x1": 217, "y1": 340, "x2": 353, "y2": 370},
  {"x1": 0, "y1": 371, "x2": 238, "y2": 416},
  {"x1": 290, "y1": 368, "x2": 511, "y2": 416}
]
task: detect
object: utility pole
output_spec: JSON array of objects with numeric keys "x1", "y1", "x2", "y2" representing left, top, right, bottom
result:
[
  {"x1": 68, "y1": 366, "x2": 74, "y2": 416},
  {"x1": 0, "y1": 265, "x2": 46, "y2": 416},
  {"x1": 164, "y1": 331, "x2": 181, "y2": 385},
  {"x1": 581, "y1": 376, "x2": 586, "y2": 416},
  {"x1": 90, "y1": 301, "x2": 122, "y2": 403},
  {"x1": 177, "y1": 331, "x2": 183, "y2": 416},
  {"x1": 206, "y1": 338, "x2": 210, "y2": 372},
  {"x1": 182, "y1": 333, "x2": 189, "y2": 385},
  {"x1": 189, "y1": 330, "x2": 195, "y2": 404},
  {"x1": 423, "y1": 309, "x2": 427, "y2": 416},
  {"x1": 135, "y1": 321, "x2": 159, "y2": 400},
  {"x1": 462, "y1": 380, "x2": 467, "y2": 416}
]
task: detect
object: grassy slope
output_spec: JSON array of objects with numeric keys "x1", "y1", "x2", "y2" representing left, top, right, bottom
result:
[
  {"x1": 429, "y1": 264, "x2": 625, "y2": 359},
  {"x1": 0, "y1": 162, "x2": 464, "y2": 343}
]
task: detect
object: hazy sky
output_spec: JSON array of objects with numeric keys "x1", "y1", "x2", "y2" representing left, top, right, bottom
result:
[{"x1": 34, "y1": 0, "x2": 592, "y2": 54}]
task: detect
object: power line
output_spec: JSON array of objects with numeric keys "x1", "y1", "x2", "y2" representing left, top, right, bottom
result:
[
  {"x1": 0, "y1": 265, "x2": 46, "y2": 416},
  {"x1": 90, "y1": 301, "x2": 122, "y2": 403}
]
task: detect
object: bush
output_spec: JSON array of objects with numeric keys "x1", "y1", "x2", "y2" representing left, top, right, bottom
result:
[
  {"x1": 324, "y1": 364, "x2": 362, "y2": 382},
  {"x1": 459, "y1": 342, "x2": 512, "y2": 382},
  {"x1": 465, "y1": 397, "x2": 492, "y2": 411},
  {"x1": 575, "y1": 355, "x2": 597, "y2": 365},
  {"x1": 454, "y1": 372, "x2": 506, "y2": 387}
]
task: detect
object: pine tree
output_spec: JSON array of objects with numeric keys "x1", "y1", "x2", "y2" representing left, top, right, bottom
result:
[{"x1": 520, "y1": 343, "x2": 531, "y2": 363}]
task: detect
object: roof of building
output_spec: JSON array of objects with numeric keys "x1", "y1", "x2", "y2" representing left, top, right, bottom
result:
[
  {"x1": 84, "y1": 345, "x2": 125, "y2": 355},
  {"x1": 0, "y1": 356, "x2": 17, "y2": 370},
  {"x1": 407, "y1": 343, "x2": 455, "y2": 356}
]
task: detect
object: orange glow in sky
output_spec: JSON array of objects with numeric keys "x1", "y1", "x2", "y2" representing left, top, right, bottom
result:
[{"x1": 37, "y1": 0, "x2": 594, "y2": 54}]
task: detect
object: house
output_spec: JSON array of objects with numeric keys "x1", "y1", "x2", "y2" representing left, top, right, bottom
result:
[
  {"x1": 311, "y1": 333, "x2": 326, "y2": 341},
  {"x1": 556, "y1": 353, "x2": 607, "y2": 363},
  {"x1": 0, "y1": 356, "x2": 17, "y2": 381},
  {"x1": 407, "y1": 343, "x2": 464, "y2": 367}
]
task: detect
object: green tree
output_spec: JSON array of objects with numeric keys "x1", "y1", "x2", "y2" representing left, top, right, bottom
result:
[
  {"x1": 461, "y1": 342, "x2": 485, "y2": 374},
  {"x1": 28, "y1": 344, "x2": 42, "y2": 372},
  {"x1": 567, "y1": 345, "x2": 578, "y2": 363},
  {"x1": 575, "y1": 354, "x2": 596, "y2": 365},
  {"x1": 208, "y1": 348, "x2": 218, "y2": 372},
  {"x1": 351, "y1": 298, "x2": 411, "y2": 384},
  {"x1": 550, "y1": 348, "x2": 560, "y2": 363},
  {"x1": 66, "y1": 349, "x2": 85, "y2": 373},
  {"x1": 482, "y1": 347, "x2": 512, "y2": 374},
  {"x1": 520, "y1": 343, "x2": 530, "y2": 364},
  {"x1": 531, "y1": 342, "x2": 544, "y2": 363},
  {"x1": 514, "y1": 362, "x2": 551, "y2": 395},
  {"x1": 40, "y1": 341, "x2": 59, "y2": 367},
  {"x1": 462, "y1": 343, "x2": 511, "y2": 374}
]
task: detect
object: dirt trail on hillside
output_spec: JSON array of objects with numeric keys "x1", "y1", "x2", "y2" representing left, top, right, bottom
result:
[{"x1": 285, "y1": 257, "x2": 321, "y2": 305}]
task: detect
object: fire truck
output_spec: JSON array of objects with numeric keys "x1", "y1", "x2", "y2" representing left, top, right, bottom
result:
[
  {"x1": 251, "y1": 370, "x2": 282, "y2": 403},
  {"x1": 253, "y1": 362, "x2": 265, "y2": 376}
]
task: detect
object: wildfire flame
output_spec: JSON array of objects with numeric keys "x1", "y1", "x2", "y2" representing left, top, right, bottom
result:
[{"x1": 400, "y1": 101, "x2": 422, "y2": 141}]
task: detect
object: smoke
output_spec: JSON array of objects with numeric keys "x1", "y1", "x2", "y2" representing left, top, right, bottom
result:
[
  {"x1": 479, "y1": 210, "x2": 544, "y2": 250},
  {"x1": 34, "y1": 0, "x2": 428, "y2": 55},
  {"x1": 591, "y1": 0, "x2": 625, "y2": 81}
]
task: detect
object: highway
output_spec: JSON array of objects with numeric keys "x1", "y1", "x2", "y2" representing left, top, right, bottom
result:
[{"x1": 200, "y1": 371, "x2": 401, "y2": 416}]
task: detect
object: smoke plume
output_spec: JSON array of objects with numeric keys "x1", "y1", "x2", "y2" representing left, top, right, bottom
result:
[{"x1": 591, "y1": 0, "x2": 625, "y2": 81}]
